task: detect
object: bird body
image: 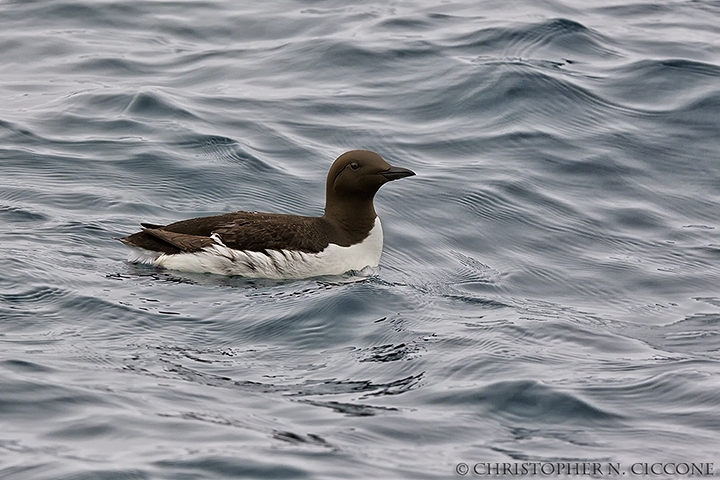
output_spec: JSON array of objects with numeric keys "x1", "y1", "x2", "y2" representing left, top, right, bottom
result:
[{"x1": 120, "y1": 150, "x2": 414, "y2": 279}]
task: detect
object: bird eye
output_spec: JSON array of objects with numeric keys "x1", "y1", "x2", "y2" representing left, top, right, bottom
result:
[{"x1": 350, "y1": 162, "x2": 359, "y2": 170}]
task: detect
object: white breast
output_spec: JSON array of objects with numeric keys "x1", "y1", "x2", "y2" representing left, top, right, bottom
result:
[{"x1": 129, "y1": 218, "x2": 384, "y2": 279}]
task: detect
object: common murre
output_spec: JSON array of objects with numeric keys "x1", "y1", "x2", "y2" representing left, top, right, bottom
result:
[{"x1": 120, "y1": 150, "x2": 415, "y2": 279}]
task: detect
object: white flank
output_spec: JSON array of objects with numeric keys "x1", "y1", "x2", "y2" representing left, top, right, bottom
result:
[{"x1": 128, "y1": 218, "x2": 384, "y2": 279}]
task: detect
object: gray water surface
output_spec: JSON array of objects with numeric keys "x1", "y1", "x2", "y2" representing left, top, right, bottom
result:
[{"x1": 2, "y1": 1, "x2": 720, "y2": 478}]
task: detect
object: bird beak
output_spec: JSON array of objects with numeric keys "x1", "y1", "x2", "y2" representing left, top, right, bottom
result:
[{"x1": 379, "y1": 166, "x2": 416, "y2": 181}]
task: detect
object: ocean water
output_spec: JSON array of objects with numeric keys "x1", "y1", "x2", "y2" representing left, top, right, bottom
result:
[{"x1": 2, "y1": 0, "x2": 720, "y2": 478}]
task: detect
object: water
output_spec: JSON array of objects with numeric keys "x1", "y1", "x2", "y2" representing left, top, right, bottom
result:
[{"x1": 2, "y1": 0, "x2": 720, "y2": 478}]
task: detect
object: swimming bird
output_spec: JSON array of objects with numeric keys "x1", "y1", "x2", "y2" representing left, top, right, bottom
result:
[{"x1": 120, "y1": 150, "x2": 415, "y2": 279}]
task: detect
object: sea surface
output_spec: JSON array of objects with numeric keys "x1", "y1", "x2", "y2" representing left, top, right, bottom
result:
[{"x1": 2, "y1": 0, "x2": 720, "y2": 479}]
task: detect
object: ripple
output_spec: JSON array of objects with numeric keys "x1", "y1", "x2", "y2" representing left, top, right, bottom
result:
[
  {"x1": 605, "y1": 58, "x2": 720, "y2": 111},
  {"x1": 429, "y1": 379, "x2": 622, "y2": 424},
  {"x1": 447, "y1": 18, "x2": 621, "y2": 60},
  {"x1": 0, "y1": 205, "x2": 49, "y2": 223},
  {"x1": 123, "y1": 90, "x2": 197, "y2": 120},
  {"x1": 1, "y1": 286, "x2": 70, "y2": 308},
  {"x1": 299, "y1": 399, "x2": 400, "y2": 417}
]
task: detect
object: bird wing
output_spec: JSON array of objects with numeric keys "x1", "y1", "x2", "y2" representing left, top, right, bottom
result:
[
  {"x1": 212, "y1": 215, "x2": 328, "y2": 253},
  {"x1": 121, "y1": 211, "x2": 329, "y2": 255},
  {"x1": 141, "y1": 228, "x2": 215, "y2": 253}
]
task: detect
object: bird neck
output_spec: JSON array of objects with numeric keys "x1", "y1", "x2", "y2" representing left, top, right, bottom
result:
[{"x1": 323, "y1": 194, "x2": 378, "y2": 238}]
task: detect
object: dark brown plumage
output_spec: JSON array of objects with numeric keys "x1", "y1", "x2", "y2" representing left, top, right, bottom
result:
[{"x1": 120, "y1": 150, "x2": 415, "y2": 257}]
